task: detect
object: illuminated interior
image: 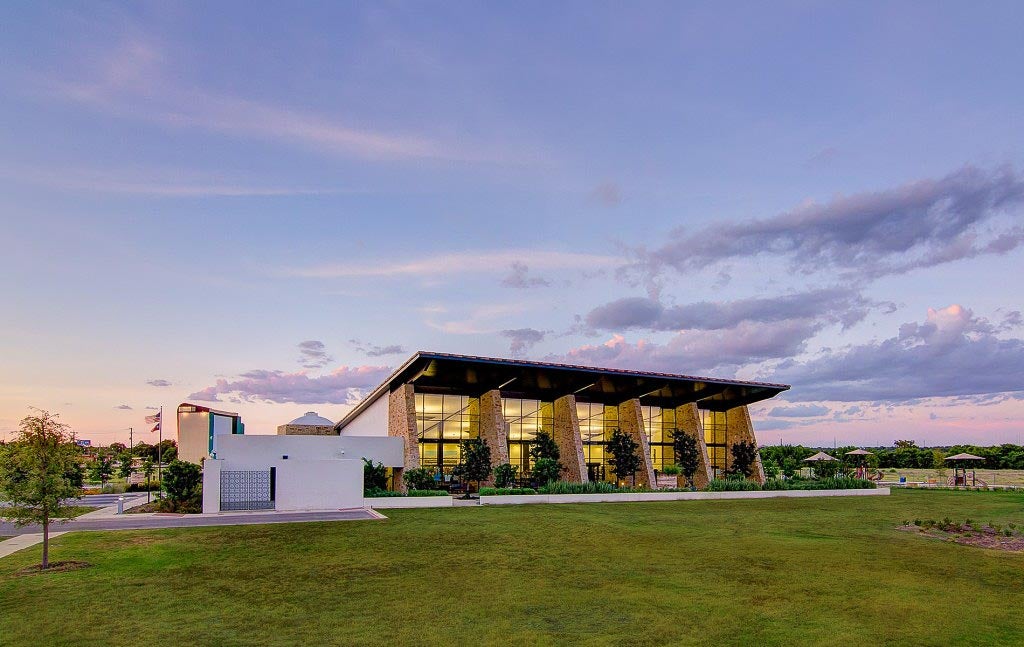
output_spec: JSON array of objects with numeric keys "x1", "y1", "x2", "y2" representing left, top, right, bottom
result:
[
  {"x1": 641, "y1": 405, "x2": 677, "y2": 471},
  {"x1": 502, "y1": 398, "x2": 553, "y2": 478},
  {"x1": 703, "y1": 409, "x2": 729, "y2": 478},
  {"x1": 415, "y1": 393, "x2": 480, "y2": 476}
]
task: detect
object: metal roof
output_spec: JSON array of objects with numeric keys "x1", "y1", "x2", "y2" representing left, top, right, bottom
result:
[{"x1": 336, "y1": 351, "x2": 789, "y2": 431}]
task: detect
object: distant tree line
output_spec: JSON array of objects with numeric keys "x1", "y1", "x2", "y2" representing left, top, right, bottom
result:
[{"x1": 760, "y1": 441, "x2": 1024, "y2": 472}]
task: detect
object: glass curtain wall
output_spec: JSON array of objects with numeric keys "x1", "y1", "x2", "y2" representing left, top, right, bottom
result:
[
  {"x1": 576, "y1": 401, "x2": 618, "y2": 482},
  {"x1": 702, "y1": 409, "x2": 728, "y2": 478},
  {"x1": 641, "y1": 406, "x2": 676, "y2": 471},
  {"x1": 415, "y1": 393, "x2": 480, "y2": 478},
  {"x1": 502, "y1": 398, "x2": 553, "y2": 478}
]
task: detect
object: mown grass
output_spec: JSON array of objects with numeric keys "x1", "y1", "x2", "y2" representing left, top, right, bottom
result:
[{"x1": 1, "y1": 489, "x2": 1023, "y2": 646}]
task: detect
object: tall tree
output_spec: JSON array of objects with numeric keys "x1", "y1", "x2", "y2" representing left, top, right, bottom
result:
[
  {"x1": 0, "y1": 409, "x2": 83, "y2": 569},
  {"x1": 671, "y1": 429, "x2": 701, "y2": 487},
  {"x1": 606, "y1": 428, "x2": 642, "y2": 486}
]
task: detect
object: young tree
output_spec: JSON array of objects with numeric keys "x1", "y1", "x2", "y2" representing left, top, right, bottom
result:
[
  {"x1": 671, "y1": 429, "x2": 701, "y2": 487},
  {"x1": 727, "y1": 440, "x2": 758, "y2": 479},
  {"x1": 89, "y1": 454, "x2": 114, "y2": 486},
  {"x1": 117, "y1": 453, "x2": 134, "y2": 481},
  {"x1": 161, "y1": 460, "x2": 202, "y2": 511},
  {"x1": 453, "y1": 437, "x2": 492, "y2": 495},
  {"x1": 529, "y1": 430, "x2": 563, "y2": 482},
  {"x1": 0, "y1": 409, "x2": 84, "y2": 569},
  {"x1": 606, "y1": 428, "x2": 641, "y2": 486}
]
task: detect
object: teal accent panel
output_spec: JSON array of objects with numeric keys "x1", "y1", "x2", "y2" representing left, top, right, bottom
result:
[{"x1": 208, "y1": 415, "x2": 215, "y2": 454}]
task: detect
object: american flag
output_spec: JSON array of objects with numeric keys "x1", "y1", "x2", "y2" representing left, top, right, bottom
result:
[{"x1": 144, "y1": 412, "x2": 161, "y2": 424}]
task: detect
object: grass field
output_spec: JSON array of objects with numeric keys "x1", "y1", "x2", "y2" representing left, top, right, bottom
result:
[
  {"x1": 2, "y1": 489, "x2": 1023, "y2": 646},
  {"x1": 878, "y1": 468, "x2": 1024, "y2": 486}
]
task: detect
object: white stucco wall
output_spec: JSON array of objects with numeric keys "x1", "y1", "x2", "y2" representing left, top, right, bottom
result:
[
  {"x1": 213, "y1": 433, "x2": 404, "y2": 467},
  {"x1": 339, "y1": 394, "x2": 388, "y2": 437},
  {"x1": 202, "y1": 459, "x2": 222, "y2": 513},
  {"x1": 275, "y1": 459, "x2": 363, "y2": 511},
  {"x1": 178, "y1": 411, "x2": 212, "y2": 464}
]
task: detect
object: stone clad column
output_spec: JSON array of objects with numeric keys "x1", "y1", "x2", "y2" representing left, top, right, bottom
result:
[
  {"x1": 553, "y1": 395, "x2": 587, "y2": 483},
  {"x1": 725, "y1": 405, "x2": 766, "y2": 485},
  {"x1": 477, "y1": 390, "x2": 508, "y2": 486},
  {"x1": 616, "y1": 398, "x2": 656, "y2": 488},
  {"x1": 673, "y1": 403, "x2": 714, "y2": 489},
  {"x1": 388, "y1": 384, "x2": 419, "y2": 493}
]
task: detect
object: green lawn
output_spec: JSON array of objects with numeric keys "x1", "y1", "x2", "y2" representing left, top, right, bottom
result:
[{"x1": 2, "y1": 490, "x2": 1023, "y2": 646}]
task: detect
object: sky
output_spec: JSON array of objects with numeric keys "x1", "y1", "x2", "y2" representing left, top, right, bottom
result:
[{"x1": 2, "y1": 1, "x2": 1023, "y2": 448}]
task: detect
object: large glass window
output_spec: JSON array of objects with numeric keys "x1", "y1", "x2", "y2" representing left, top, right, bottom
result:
[
  {"x1": 702, "y1": 410, "x2": 728, "y2": 478},
  {"x1": 415, "y1": 393, "x2": 479, "y2": 478},
  {"x1": 502, "y1": 398, "x2": 553, "y2": 477},
  {"x1": 576, "y1": 401, "x2": 618, "y2": 482},
  {"x1": 641, "y1": 406, "x2": 676, "y2": 471}
]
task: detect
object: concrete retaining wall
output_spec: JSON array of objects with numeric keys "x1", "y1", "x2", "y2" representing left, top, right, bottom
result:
[
  {"x1": 480, "y1": 487, "x2": 890, "y2": 505},
  {"x1": 364, "y1": 496, "x2": 455, "y2": 508}
]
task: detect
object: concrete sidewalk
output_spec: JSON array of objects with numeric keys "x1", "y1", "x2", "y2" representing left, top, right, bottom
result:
[
  {"x1": 1, "y1": 507, "x2": 381, "y2": 541},
  {"x1": 0, "y1": 532, "x2": 67, "y2": 560}
]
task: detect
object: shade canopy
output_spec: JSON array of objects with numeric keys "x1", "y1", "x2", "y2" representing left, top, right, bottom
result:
[
  {"x1": 804, "y1": 451, "x2": 838, "y2": 462},
  {"x1": 845, "y1": 449, "x2": 874, "y2": 456},
  {"x1": 945, "y1": 452, "x2": 985, "y2": 461}
]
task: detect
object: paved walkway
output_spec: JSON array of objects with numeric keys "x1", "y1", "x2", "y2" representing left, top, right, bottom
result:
[{"x1": 0, "y1": 508, "x2": 379, "y2": 538}]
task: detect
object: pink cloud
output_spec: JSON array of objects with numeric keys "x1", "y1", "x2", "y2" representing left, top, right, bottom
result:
[{"x1": 188, "y1": 366, "x2": 391, "y2": 405}]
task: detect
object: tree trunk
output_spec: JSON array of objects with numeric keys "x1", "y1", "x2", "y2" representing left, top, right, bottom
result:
[{"x1": 41, "y1": 518, "x2": 49, "y2": 569}]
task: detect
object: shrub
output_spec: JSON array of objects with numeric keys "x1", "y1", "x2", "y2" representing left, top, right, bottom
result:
[
  {"x1": 408, "y1": 489, "x2": 449, "y2": 497},
  {"x1": 364, "y1": 487, "x2": 403, "y2": 498},
  {"x1": 363, "y1": 458, "x2": 388, "y2": 493},
  {"x1": 403, "y1": 467, "x2": 436, "y2": 491},
  {"x1": 125, "y1": 482, "x2": 161, "y2": 492},
  {"x1": 539, "y1": 480, "x2": 625, "y2": 495},
  {"x1": 762, "y1": 476, "x2": 876, "y2": 491},
  {"x1": 531, "y1": 457, "x2": 561, "y2": 485},
  {"x1": 660, "y1": 464, "x2": 681, "y2": 476},
  {"x1": 705, "y1": 478, "x2": 761, "y2": 492},
  {"x1": 478, "y1": 487, "x2": 538, "y2": 496},
  {"x1": 493, "y1": 463, "x2": 518, "y2": 488}
]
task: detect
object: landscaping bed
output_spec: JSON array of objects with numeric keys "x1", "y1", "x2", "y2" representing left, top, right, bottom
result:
[{"x1": 899, "y1": 517, "x2": 1024, "y2": 552}]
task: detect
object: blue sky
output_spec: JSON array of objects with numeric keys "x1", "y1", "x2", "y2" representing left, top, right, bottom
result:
[{"x1": 2, "y1": 1, "x2": 1023, "y2": 446}]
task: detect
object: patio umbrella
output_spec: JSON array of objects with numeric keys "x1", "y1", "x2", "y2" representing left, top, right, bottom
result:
[
  {"x1": 944, "y1": 453, "x2": 984, "y2": 461},
  {"x1": 845, "y1": 448, "x2": 874, "y2": 477},
  {"x1": 804, "y1": 451, "x2": 838, "y2": 462}
]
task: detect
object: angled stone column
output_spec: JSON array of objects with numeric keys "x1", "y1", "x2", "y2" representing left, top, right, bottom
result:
[
  {"x1": 725, "y1": 405, "x2": 766, "y2": 485},
  {"x1": 617, "y1": 398, "x2": 656, "y2": 488},
  {"x1": 477, "y1": 390, "x2": 508, "y2": 486},
  {"x1": 673, "y1": 403, "x2": 714, "y2": 489},
  {"x1": 388, "y1": 384, "x2": 419, "y2": 493},
  {"x1": 553, "y1": 395, "x2": 587, "y2": 483}
]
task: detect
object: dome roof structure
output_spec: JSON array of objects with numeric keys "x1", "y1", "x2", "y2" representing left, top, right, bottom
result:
[{"x1": 286, "y1": 411, "x2": 335, "y2": 426}]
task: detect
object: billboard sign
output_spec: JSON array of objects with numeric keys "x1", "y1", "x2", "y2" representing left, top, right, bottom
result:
[{"x1": 75, "y1": 439, "x2": 92, "y2": 447}]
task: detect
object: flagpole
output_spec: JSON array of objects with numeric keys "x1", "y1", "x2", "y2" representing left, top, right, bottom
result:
[{"x1": 157, "y1": 406, "x2": 163, "y2": 483}]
